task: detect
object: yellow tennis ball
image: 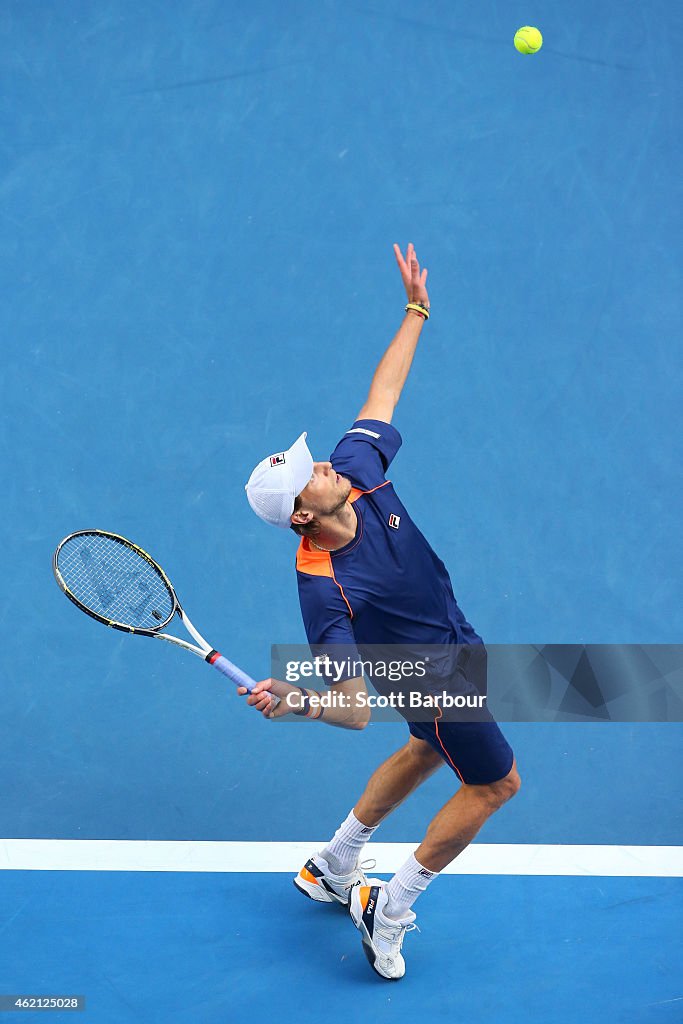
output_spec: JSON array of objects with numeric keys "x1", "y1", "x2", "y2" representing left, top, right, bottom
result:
[{"x1": 514, "y1": 26, "x2": 543, "y2": 54}]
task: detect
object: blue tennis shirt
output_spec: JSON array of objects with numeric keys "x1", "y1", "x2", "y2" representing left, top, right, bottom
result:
[{"x1": 295, "y1": 419, "x2": 482, "y2": 665}]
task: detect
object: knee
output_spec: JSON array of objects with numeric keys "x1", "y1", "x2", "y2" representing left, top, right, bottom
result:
[
  {"x1": 493, "y1": 763, "x2": 521, "y2": 806},
  {"x1": 406, "y1": 736, "x2": 444, "y2": 774},
  {"x1": 471, "y1": 763, "x2": 520, "y2": 811}
]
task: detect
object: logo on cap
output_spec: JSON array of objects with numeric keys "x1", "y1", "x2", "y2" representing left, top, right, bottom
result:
[
  {"x1": 270, "y1": 453, "x2": 286, "y2": 467},
  {"x1": 389, "y1": 514, "x2": 401, "y2": 529}
]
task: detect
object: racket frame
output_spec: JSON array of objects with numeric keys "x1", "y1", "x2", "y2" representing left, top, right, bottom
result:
[
  {"x1": 53, "y1": 530, "x2": 180, "y2": 636},
  {"x1": 52, "y1": 531, "x2": 269, "y2": 701}
]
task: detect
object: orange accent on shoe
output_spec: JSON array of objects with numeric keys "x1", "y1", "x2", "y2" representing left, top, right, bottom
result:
[
  {"x1": 300, "y1": 866, "x2": 320, "y2": 886},
  {"x1": 358, "y1": 886, "x2": 371, "y2": 910}
]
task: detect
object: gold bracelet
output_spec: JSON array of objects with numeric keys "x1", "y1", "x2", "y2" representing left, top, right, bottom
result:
[{"x1": 405, "y1": 302, "x2": 430, "y2": 321}]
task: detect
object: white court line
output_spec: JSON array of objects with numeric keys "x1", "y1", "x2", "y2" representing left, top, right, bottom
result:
[{"x1": 0, "y1": 841, "x2": 681, "y2": 876}]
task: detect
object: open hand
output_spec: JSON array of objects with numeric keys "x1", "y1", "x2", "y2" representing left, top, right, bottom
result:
[{"x1": 393, "y1": 242, "x2": 429, "y2": 309}]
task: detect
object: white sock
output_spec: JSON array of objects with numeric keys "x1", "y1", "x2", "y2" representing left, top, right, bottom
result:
[
  {"x1": 321, "y1": 809, "x2": 378, "y2": 875},
  {"x1": 384, "y1": 853, "x2": 438, "y2": 919}
]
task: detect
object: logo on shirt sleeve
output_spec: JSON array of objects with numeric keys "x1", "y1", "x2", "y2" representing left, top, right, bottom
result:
[
  {"x1": 388, "y1": 513, "x2": 401, "y2": 529},
  {"x1": 270, "y1": 453, "x2": 286, "y2": 467}
]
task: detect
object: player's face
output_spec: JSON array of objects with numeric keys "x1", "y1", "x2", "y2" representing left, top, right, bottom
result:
[{"x1": 299, "y1": 462, "x2": 352, "y2": 515}]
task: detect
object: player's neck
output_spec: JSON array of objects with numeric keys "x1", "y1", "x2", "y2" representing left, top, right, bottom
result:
[{"x1": 309, "y1": 503, "x2": 357, "y2": 553}]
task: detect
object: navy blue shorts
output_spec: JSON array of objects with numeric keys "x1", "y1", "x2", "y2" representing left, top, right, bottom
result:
[
  {"x1": 408, "y1": 713, "x2": 514, "y2": 785},
  {"x1": 403, "y1": 643, "x2": 513, "y2": 784}
]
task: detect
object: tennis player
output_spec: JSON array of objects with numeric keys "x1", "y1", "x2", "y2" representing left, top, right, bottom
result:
[{"x1": 242, "y1": 243, "x2": 520, "y2": 980}]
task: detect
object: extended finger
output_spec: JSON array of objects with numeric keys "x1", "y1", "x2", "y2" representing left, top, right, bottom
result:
[{"x1": 251, "y1": 679, "x2": 273, "y2": 696}]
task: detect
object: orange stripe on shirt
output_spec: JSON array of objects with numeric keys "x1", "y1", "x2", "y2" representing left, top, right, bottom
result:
[
  {"x1": 296, "y1": 539, "x2": 354, "y2": 619},
  {"x1": 349, "y1": 480, "x2": 391, "y2": 504},
  {"x1": 296, "y1": 540, "x2": 333, "y2": 578},
  {"x1": 294, "y1": 482, "x2": 390, "y2": 614}
]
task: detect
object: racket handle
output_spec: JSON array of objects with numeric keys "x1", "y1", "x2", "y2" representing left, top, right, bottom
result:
[{"x1": 207, "y1": 651, "x2": 281, "y2": 710}]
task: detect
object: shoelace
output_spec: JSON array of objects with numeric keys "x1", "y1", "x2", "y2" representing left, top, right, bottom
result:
[
  {"x1": 343, "y1": 859, "x2": 377, "y2": 894},
  {"x1": 324, "y1": 858, "x2": 379, "y2": 897},
  {"x1": 374, "y1": 919, "x2": 420, "y2": 964},
  {"x1": 379, "y1": 918, "x2": 419, "y2": 941}
]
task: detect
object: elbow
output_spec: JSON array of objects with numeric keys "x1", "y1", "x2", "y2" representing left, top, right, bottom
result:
[{"x1": 349, "y1": 709, "x2": 371, "y2": 731}]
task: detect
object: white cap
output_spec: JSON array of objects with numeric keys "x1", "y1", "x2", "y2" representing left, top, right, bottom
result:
[{"x1": 245, "y1": 432, "x2": 314, "y2": 529}]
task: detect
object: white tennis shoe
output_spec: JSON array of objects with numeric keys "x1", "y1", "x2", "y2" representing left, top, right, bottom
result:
[
  {"x1": 293, "y1": 852, "x2": 379, "y2": 905},
  {"x1": 348, "y1": 884, "x2": 417, "y2": 980}
]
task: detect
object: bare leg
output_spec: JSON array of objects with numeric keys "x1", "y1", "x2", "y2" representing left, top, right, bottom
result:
[
  {"x1": 353, "y1": 735, "x2": 445, "y2": 827},
  {"x1": 353, "y1": 737, "x2": 520, "y2": 874},
  {"x1": 415, "y1": 760, "x2": 521, "y2": 872}
]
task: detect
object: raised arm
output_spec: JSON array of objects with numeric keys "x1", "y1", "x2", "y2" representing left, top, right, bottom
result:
[{"x1": 357, "y1": 242, "x2": 430, "y2": 424}]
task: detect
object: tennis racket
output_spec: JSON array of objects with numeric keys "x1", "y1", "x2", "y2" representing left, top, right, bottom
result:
[{"x1": 53, "y1": 529, "x2": 279, "y2": 707}]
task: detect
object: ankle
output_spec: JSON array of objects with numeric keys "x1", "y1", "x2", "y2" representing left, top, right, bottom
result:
[{"x1": 320, "y1": 849, "x2": 353, "y2": 876}]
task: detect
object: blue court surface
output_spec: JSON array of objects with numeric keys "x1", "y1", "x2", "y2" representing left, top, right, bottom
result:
[
  {"x1": 1, "y1": 1, "x2": 682, "y2": 1022},
  {"x1": 1, "y1": 872, "x2": 682, "y2": 1024}
]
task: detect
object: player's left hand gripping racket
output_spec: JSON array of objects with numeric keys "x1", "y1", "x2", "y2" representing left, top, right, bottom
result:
[{"x1": 53, "y1": 530, "x2": 278, "y2": 708}]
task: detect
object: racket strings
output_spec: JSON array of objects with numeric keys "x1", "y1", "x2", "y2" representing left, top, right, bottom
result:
[{"x1": 57, "y1": 534, "x2": 174, "y2": 629}]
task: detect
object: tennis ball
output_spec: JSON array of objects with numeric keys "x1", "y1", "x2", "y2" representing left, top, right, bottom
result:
[{"x1": 514, "y1": 26, "x2": 543, "y2": 54}]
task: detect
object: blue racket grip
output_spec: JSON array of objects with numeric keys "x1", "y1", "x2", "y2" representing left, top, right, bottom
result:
[
  {"x1": 207, "y1": 651, "x2": 281, "y2": 709},
  {"x1": 208, "y1": 651, "x2": 256, "y2": 690}
]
